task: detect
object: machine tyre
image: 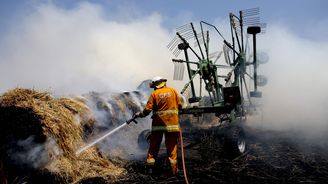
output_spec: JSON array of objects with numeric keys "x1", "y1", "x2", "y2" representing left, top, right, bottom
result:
[
  {"x1": 224, "y1": 125, "x2": 246, "y2": 158},
  {"x1": 137, "y1": 129, "x2": 151, "y2": 150}
]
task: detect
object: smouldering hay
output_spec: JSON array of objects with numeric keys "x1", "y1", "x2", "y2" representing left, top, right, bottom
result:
[{"x1": 0, "y1": 88, "x2": 125, "y2": 183}]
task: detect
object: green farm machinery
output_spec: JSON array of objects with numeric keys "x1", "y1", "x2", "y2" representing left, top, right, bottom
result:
[{"x1": 139, "y1": 8, "x2": 268, "y2": 157}]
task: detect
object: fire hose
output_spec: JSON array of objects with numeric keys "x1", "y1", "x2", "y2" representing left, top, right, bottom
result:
[
  {"x1": 75, "y1": 116, "x2": 189, "y2": 183},
  {"x1": 179, "y1": 128, "x2": 189, "y2": 184},
  {"x1": 75, "y1": 116, "x2": 138, "y2": 155}
]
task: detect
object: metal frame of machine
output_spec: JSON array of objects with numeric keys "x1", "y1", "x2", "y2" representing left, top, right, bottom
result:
[
  {"x1": 168, "y1": 8, "x2": 266, "y2": 116},
  {"x1": 167, "y1": 8, "x2": 267, "y2": 156}
]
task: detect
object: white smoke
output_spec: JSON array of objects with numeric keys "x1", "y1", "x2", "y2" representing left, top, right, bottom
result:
[
  {"x1": 250, "y1": 23, "x2": 328, "y2": 137},
  {"x1": 1, "y1": 1, "x2": 328, "y2": 145},
  {"x1": 9, "y1": 136, "x2": 61, "y2": 169},
  {"x1": 81, "y1": 90, "x2": 152, "y2": 160},
  {"x1": 0, "y1": 2, "x2": 174, "y2": 95}
]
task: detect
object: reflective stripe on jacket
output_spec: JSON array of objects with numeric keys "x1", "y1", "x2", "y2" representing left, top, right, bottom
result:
[
  {"x1": 152, "y1": 125, "x2": 180, "y2": 132},
  {"x1": 153, "y1": 109, "x2": 178, "y2": 115},
  {"x1": 143, "y1": 86, "x2": 182, "y2": 132}
]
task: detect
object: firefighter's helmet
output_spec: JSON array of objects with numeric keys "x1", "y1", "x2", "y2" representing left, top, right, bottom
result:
[{"x1": 149, "y1": 76, "x2": 167, "y2": 88}]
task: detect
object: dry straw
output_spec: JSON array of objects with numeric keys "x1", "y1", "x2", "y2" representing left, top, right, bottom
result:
[{"x1": 0, "y1": 88, "x2": 125, "y2": 183}]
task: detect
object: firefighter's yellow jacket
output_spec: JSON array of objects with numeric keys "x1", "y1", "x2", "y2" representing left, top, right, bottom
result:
[{"x1": 142, "y1": 86, "x2": 182, "y2": 132}]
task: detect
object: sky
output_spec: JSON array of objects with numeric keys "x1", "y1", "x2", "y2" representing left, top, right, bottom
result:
[
  {"x1": 1, "y1": 0, "x2": 327, "y2": 41},
  {"x1": 0, "y1": 0, "x2": 328, "y2": 133},
  {"x1": 0, "y1": 0, "x2": 327, "y2": 93}
]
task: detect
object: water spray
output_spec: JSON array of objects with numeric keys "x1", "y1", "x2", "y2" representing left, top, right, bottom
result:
[{"x1": 75, "y1": 116, "x2": 138, "y2": 155}]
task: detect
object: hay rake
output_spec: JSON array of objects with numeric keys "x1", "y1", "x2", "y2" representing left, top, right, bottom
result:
[{"x1": 167, "y1": 8, "x2": 268, "y2": 156}]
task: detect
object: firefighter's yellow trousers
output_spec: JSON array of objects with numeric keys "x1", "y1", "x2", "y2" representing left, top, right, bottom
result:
[{"x1": 146, "y1": 131, "x2": 179, "y2": 175}]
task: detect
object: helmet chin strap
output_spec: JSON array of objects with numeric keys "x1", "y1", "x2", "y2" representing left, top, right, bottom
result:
[
  {"x1": 149, "y1": 81, "x2": 166, "y2": 89},
  {"x1": 154, "y1": 81, "x2": 166, "y2": 89}
]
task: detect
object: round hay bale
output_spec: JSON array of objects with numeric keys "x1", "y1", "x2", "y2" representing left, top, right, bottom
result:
[{"x1": 0, "y1": 88, "x2": 125, "y2": 183}]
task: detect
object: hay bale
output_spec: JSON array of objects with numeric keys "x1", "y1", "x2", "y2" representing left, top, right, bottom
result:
[
  {"x1": 82, "y1": 91, "x2": 149, "y2": 160},
  {"x1": 0, "y1": 88, "x2": 125, "y2": 183}
]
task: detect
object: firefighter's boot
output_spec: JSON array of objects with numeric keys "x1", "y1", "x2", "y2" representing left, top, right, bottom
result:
[
  {"x1": 170, "y1": 163, "x2": 178, "y2": 176},
  {"x1": 146, "y1": 165, "x2": 153, "y2": 175}
]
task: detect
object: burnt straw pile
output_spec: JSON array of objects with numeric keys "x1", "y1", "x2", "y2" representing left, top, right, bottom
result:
[
  {"x1": 114, "y1": 125, "x2": 328, "y2": 184},
  {"x1": 0, "y1": 88, "x2": 125, "y2": 184}
]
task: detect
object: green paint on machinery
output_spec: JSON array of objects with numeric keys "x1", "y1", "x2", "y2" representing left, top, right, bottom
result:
[
  {"x1": 168, "y1": 8, "x2": 267, "y2": 116},
  {"x1": 167, "y1": 8, "x2": 268, "y2": 157}
]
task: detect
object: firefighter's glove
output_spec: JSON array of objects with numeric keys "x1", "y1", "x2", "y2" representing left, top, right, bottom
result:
[
  {"x1": 127, "y1": 112, "x2": 141, "y2": 124},
  {"x1": 134, "y1": 112, "x2": 143, "y2": 118}
]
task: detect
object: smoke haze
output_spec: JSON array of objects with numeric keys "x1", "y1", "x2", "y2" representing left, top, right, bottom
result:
[
  {"x1": 0, "y1": 2, "x2": 327, "y2": 139},
  {"x1": 253, "y1": 24, "x2": 328, "y2": 137},
  {"x1": 0, "y1": 2, "x2": 174, "y2": 94},
  {"x1": 8, "y1": 136, "x2": 61, "y2": 169}
]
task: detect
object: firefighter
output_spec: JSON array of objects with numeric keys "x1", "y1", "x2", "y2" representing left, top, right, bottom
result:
[{"x1": 134, "y1": 76, "x2": 182, "y2": 176}]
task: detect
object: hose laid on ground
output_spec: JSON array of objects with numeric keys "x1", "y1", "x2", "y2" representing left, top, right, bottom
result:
[{"x1": 179, "y1": 128, "x2": 189, "y2": 184}]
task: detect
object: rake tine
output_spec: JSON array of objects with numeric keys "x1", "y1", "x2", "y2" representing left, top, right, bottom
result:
[
  {"x1": 196, "y1": 35, "x2": 204, "y2": 42},
  {"x1": 244, "y1": 19, "x2": 260, "y2": 23},
  {"x1": 172, "y1": 39, "x2": 180, "y2": 47},
  {"x1": 173, "y1": 63, "x2": 178, "y2": 80},
  {"x1": 178, "y1": 30, "x2": 193, "y2": 36},
  {"x1": 243, "y1": 11, "x2": 259, "y2": 17},
  {"x1": 167, "y1": 36, "x2": 178, "y2": 48},
  {"x1": 241, "y1": 8, "x2": 259, "y2": 14},
  {"x1": 168, "y1": 38, "x2": 179, "y2": 49},
  {"x1": 176, "y1": 26, "x2": 190, "y2": 32},
  {"x1": 176, "y1": 63, "x2": 181, "y2": 80},
  {"x1": 244, "y1": 13, "x2": 259, "y2": 17},
  {"x1": 245, "y1": 22, "x2": 260, "y2": 26},
  {"x1": 179, "y1": 63, "x2": 182, "y2": 80},
  {"x1": 175, "y1": 63, "x2": 181, "y2": 80},
  {"x1": 184, "y1": 34, "x2": 196, "y2": 40},
  {"x1": 173, "y1": 48, "x2": 180, "y2": 56},
  {"x1": 173, "y1": 62, "x2": 185, "y2": 80},
  {"x1": 245, "y1": 71, "x2": 253, "y2": 79},
  {"x1": 168, "y1": 44, "x2": 176, "y2": 51},
  {"x1": 179, "y1": 63, "x2": 185, "y2": 80},
  {"x1": 196, "y1": 32, "x2": 203, "y2": 38},
  {"x1": 259, "y1": 23, "x2": 267, "y2": 28},
  {"x1": 242, "y1": 7, "x2": 259, "y2": 11},
  {"x1": 180, "y1": 31, "x2": 194, "y2": 36},
  {"x1": 196, "y1": 33, "x2": 204, "y2": 43},
  {"x1": 168, "y1": 39, "x2": 179, "y2": 51},
  {"x1": 244, "y1": 20, "x2": 260, "y2": 24},
  {"x1": 210, "y1": 51, "x2": 220, "y2": 59},
  {"x1": 213, "y1": 51, "x2": 223, "y2": 64},
  {"x1": 242, "y1": 11, "x2": 260, "y2": 17},
  {"x1": 194, "y1": 39, "x2": 204, "y2": 48},
  {"x1": 176, "y1": 23, "x2": 191, "y2": 31},
  {"x1": 242, "y1": 9, "x2": 259, "y2": 14},
  {"x1": 208, "y1": 51, "x2": 219, "y2": 59},
  {"x1": 173, "y1": 49, "x2": 182, "y2": 57},
  {"x1": 176, "y1": 49, "x2": 182, "y2": 56},
  {"x1": 177, "y1": 26, "x2": 193, "y2": 33},
  {"x1": 180, "y1": 31, "x2": 194, "y2": 38},
  {"x1": 170, "y1": 40, "x2": 181, "y2": 51},
  {"x1": 244, "y1": 17, "x2": 260, "y2": 21},
  {"x1": 178, "y1": 65, "x2": 182, "y2": 80},
  {"x1": 177, "y1": 29, "x2": 192, "y2": 35},
  {"x1": 178, "y1": 31, "x2": 193, "y2": 37},
  {"x1": 244, "y1": 16, "x2": 260, "y2": 20}
]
